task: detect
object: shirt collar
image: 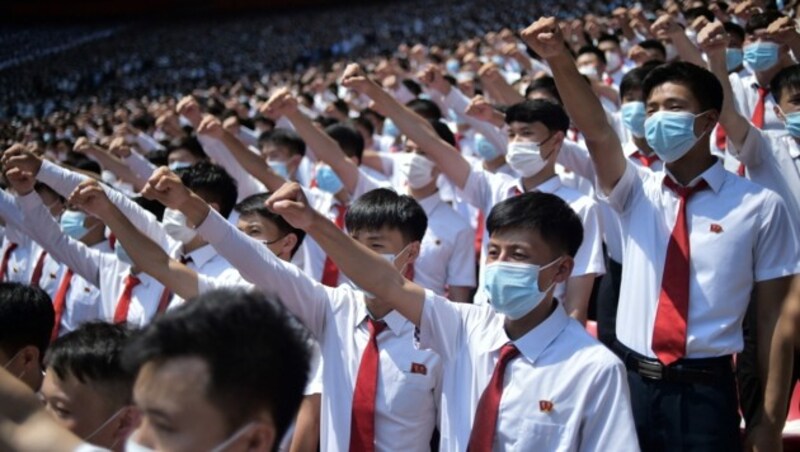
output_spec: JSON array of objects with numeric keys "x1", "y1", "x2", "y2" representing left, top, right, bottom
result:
[
  {"x1": 414, "y1": 192, "x2": 442, "y2": 215},
  {"x1": 480, "y1": 300, "x2": 570, "y2": 366},
  {"x1": 183, "y1": 243, "x2": 218, "y2": 268},
  {"x1": 662, "y1": 158, "x2": 726, "y2": 194},
  {"x1": 623, "y1": 141, "x2": 642, "y2": 158},
  {"x1": 514, "y1": 174, "x2": 561, "y2": 195}
]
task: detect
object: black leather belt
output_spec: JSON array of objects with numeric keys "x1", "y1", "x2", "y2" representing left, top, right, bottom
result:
[{"x1": 613, "y1": 340, "x2": 734, "y2": 385}]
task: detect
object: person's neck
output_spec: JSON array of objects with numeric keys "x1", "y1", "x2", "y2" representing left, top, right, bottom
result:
[
  {"x1": 81, "y1": 231, "x2": 106, "y2": 247},
  {"x1": 409, "y1": 182, "x2": 439, "y2": 200},
  {"x1": 334, "y1": 189, "x2": 351, "y2": 205},
  {"x1": 482, "y1": 155, "x2": 508, "y2": 173},
  {"x1": 521, "y1": 166, "x2": 556, "y2": 192},
  {"x1": 755, "y1": 63, "x2": 787, "y2": 89},
  {"x1": 366, "y1": 298, "x2": 393, "y2": 319},
  {"x1": 504, "y1": 297, "x2": 557, "y2": 340},
  {"x1": 633, "y1": 136, "x2": 654, "y2": 155},
  {"x1": 182, "y1": 236, "x2": 207, "y2": 254},
  {"x1": 666, "y1": 147, "x2": 716, "y2": 186}
]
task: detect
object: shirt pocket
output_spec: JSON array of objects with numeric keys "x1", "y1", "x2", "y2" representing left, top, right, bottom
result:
[
  {"x1": 513, "y1": 420, "x2": 569, "y2": 452},
  {"x1": 66, "y1": 286, "x2": 100, "y2": 326},
  {"x1": 385, "y1": 370, "x2": 435, "y2": 418}
]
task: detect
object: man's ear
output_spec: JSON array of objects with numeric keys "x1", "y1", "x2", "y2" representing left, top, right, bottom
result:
[
  {"x1": 775, "y1": 104, "x2": 786, "y2": 122},
  {"x1": 279, "y1": 233, "x2": 299, "y2": 259},
  {"x1": 552, "y1": 256, "x2": 575, "y2": 284},
  {"x1": 115, "y1": 406, "x2": 142, "y2": 444},
  {"x1": 20, "y1": 345, "x2": 40, "y2": 369}
]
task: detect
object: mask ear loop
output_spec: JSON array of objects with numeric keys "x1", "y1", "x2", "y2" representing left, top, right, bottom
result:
[{"x1": 538, "y1": 256, "x2": 564, "y2": 293}]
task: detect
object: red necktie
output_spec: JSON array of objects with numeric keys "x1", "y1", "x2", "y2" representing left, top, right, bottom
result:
[
  {"x1": 467, "y1": 343, "x2": 521, "y2": 452},
  {"x1": 29, "y1": 251, "x2": 48, "y2": 288},
  {"x1": 113, "y1": 274, "x2": 141, "y2": 324},
  {"x1": 739, "y1": 87, "x2": 769, "y2": 176},
  {"x1": 349, "y1": 318, "x2": 387, "y2": 452},
  {"x1": 321, "y1": 204, "x2": 347, "y2": 287},
  {"x1": 652, "y1": 178, "x2": 709, "y2": 365},
  {"x1": 474, "y1": 210, "x2": 485, "y2": 259},
  {"x1": 715, "y1": 125, "x2": 728, "y2": 151},
  {"x1": 50, "y1": 269, "x2": 73, "y2": 342},
  {"x1": 0, "y1": 243, "x2": 18, "y2": 281},
  {"x1": 630, "y1": 151, "x2": 660, "y2": 168}
]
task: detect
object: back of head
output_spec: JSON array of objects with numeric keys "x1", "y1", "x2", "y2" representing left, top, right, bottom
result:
[
  {"x1": 723, "y1": 22, "x2": 745, "y2": 43},
  {"x1": 0, "y1": 282, "x2": 54, "y2": 361},
  {"x1": 122, "y1": 288, "x2": 311, "y2": 442},
  {"x1": 746, "y1": 11, "x2": 785, "y2": 35},
  {"x1": 345, "y1": 188, "x2": 427, "y2": 244},
  {"x1": 487, "y1": 192, "x2": 583, "y2": 257},
  {"x1": 642, "y1": 62, "x2": 723, "y2": 113},
  {"x1": 577, "y1": 45, "x2": 607, "y2": 65},
  {"x1": 45, "y1": 322, "x2": 134, "y2": 406},
  {"x1": 429, "y1": 120, "x2": 456, "y2": 147},
  {"x1": 505, "y1": 99, "x2": 570, "y2": 134},
  {"x1": 406, "y1": 98, "x2": 442, "y2": 121},
  {"x1": 235, "y1": 193, "x2": 306, "y2": 257},
  {"x1": 638, "y1": 39, "x2": 667, "y2": 61},
  {"x1": 684, "y1": 6, "x2": 715, "y2": 23},
  {"x1": 620, "y1": 61, "x2": 662, "y2": 100},
  {"x1": 525, "y1": 76, "x2": 562, "y2": 105},
  {"x1": 770, "y1": 64, "x2": 800, "y2": 101},
  {"x1": 180, "y1": 161, "x2": 238, "y2": 218},
  {"x1": 168, "y1": 136, "x2": 207, "y2": 161},
  {"x1": 261, "y1": 128, "x2": 306, "y2": 157},
  {"x1": 325, "y1": 123, "x2": 365, "y2": 162}
]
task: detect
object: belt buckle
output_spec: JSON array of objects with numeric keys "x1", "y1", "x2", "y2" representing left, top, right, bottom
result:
[{"x1": 637, "y1": 359, "x2": 664, "y2": 380}]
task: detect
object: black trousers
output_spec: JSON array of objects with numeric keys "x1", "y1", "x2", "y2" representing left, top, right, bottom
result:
[
  {"x1": 596, "y1": 257, "x2": 622, "y2": 348},
  {"x1": 627, "y1": 369, "x2": 742, "y2": 452}
]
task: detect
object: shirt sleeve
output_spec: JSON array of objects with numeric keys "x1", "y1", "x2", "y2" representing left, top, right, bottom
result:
[
  {"x1": 237, "y1": 126, "x2": 260, "y2": 147},
  {"x1": 570, "y1": 198, "x2": 606, "y2": 277},
  {"x1": 0, "y1": 189, "x2": 24, "y2": 229},
  {"x1": 579, "y1": 358, "x2": 638, "y2": 451},
  {"x1": 124, "y1": 151, "x2": 158, "y2": 183},
  {"x1": 595, "y1": 159, "x2": 643, "y2": 214},
  {"x1": 17, "y1": 191, "x2": 101, "y2": 287},
  {"x1": 446, "y1": 221, "x2": 477, "y2": 287},
  {"x1": 457, "y1": 168, "x2": 498, "y2": 212},
  {"x1": 197, "y1": 135, "x2": 267, "y2": 201},
  {"x1": 36, "y1": 159, "x2": 89, "y2": 199},
  {"x1": 353, "y1": 168, "x2": 393, "y2": 199},
  {"x1": 196, "y1": 208, "x2": 332, "y2": 336},
  {"x1": 442, "y1": 87, "x2": 507, "y2": 153},
  {"x1": 726, "y1": 123, "x2": 765, "y2": 168},
  {"x1": 135, "y1": 131, "x2": 165, "y2": 152},
  {"x1": 753, "y1": 192, "x2": 800, "y2": 281},
  {"x1": 557, "y1": 141, "x2": 596, "y2": 182}
]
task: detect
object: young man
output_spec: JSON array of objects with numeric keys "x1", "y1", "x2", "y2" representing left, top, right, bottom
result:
[
  {"x1": 341, "y1": 65, "x2": 605, "y2": 323},
  {"x1": 140, "y1": 168, "x2": 443, "y2": 452},
  {"x1": 524, "y1": 16, "x2": 799, "y2": 450},
  {"x1": 41, "y1": 322, "x2": 138, "y2": 451},
  {"x1": 265, "y1": 182, "x2": 637, "y2": 450},
  {"x1": 0, "y1": 288, "x2": 311, "y2": 452},
  {"x1": 0, "y1": 282, "x2": 54, "y2": 392}
]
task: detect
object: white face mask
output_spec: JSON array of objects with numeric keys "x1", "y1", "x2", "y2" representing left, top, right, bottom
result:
[
  {"x1": 162, "y1": 208, "x2": 198, "y2": 245},
  {"x1": 401, "y1": 153, "x2": 436, "y2": 189},
  {"x1": 578, "y1": 65, "x2": 599, "y2": 80},
  {"x1": 605, "y1": 51, "x2": 622, "y2": 71},
  {"x1": 506, "y1": 141, "x2": 549, "y2": 178}
]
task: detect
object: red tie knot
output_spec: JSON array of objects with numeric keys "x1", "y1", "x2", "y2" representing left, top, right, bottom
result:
[
  {"x1": 663, "y1": 177, "x2": 709, "y2": 200},
  {"x1": 367, "y1": 318, "x2": 387, "y2": 337}
]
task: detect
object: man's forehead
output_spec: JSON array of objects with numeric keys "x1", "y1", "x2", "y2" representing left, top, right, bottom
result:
[{"x1": 134, "y1": 357, "x2": 210, "y2": 411}]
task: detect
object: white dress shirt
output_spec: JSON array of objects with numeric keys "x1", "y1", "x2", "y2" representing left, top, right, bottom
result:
[
  {"x1": 300, "y1": 187, "x2": 349, "y2": 283},
  {"x1": 413, "y1": 192, "x2": 476, "y2": 294},
  {"x1": 459, "y1": 170, "x2": 605, "y2": 303},
  {"x1": 195, "y1": 209, "x2": 442, "y2": 452},
  {"x1": 728, "y1": 127, "x2": 800, "y2": 222},
  {"x1": 57, "y1": 241, "x2": 110, "y2": 336},
  {"x1": 419, "y1": 290, "x2": 638, "y2": 451},
  {"x1": 197, "y1": 134, "x2": 267, "y2": 202},
  {"x1": 18, "y1": 192, "x2": 168, "y2": 327},
  {"x1": 602, "y1": 159, "x2": 800, "y2": 358},
  {"x1": 729, "y1": 72, "x2": 782, "y2": 131}
]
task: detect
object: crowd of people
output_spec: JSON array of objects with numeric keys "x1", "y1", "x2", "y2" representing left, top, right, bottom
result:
[{"x1": 1, "y1": 0, "x2": 800, "y2": 450}]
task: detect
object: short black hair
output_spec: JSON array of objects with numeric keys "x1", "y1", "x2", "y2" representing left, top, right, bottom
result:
[
  {"x1": 0, "y1": 283, "x2": 54, "y2": 361},
  {"x1": 430, "y1": 120, "x2": 456, "y2": 147},
  {"x1": 325, "y1": 123, "x2": 364, "y2": 162},
  {"x1": 642, "y1": 62, "x2": 724, "y2": 113},
  {"x1": 45, "y1": 322, "x2": 134, "y2": 406},
  {"x1": 401, "y1": 79, "x2": 422, "y2": 97},
  {"x1": 235, "y1": 193, "x2": 306, "y2": 257},
  {"x1": 122, "y1": 289, "x2": 310, "y2": 442},
  {"x1": 525, "y1": 76, "x2": 562, "y2": 105},
  {"x1": 746, "y1": 11, "x2": 785, "y2": 35},
  {"x1": 167, "y1": 136, "x2": 206, "y2": 161},
  {"x1": 406, "y1": 98, "x2": 442, "y2": 121},
  {"x1": 770, "y1": 64, "x2": 800, "y2": 102},
  {"x1": 505, "y1": 99, "x2": 570, "y2": 133},
  {"x1": 349, "y1": 116, "x2": 375, "y2": 136},
  {"x1": 724, "y1": 22, "x2": 745, "y2": 43},
  {"x1": 487, "y1": 192, "x2": 583, "y2": 258},
  {"x1": 260, "y1": 128, "x2": 306, "y2": 157},
  {"x1": 345, "y1": 188, "x2": 427, "y2": 244},
  {"x1": 684, "y1": 6, "x2": 715, "y2": 23},
  {"x1": 577, "y1": 46, "x2": 607, "y2": 65},
  {"x1": 638, "y1": 40, "x2": 667, "y2": 61},
  {"x1": 133, "y1": 195, "x2": 165, "y2": 222},
  {"x1": 620, "y1": 61, "x2": 661, "y2": 100},
  {"x1": 180, "y1": 162, "x2": 238, "y2": 219},
  {"x1": 597, "y1": 34, "x2": 621, "y2": 46}
]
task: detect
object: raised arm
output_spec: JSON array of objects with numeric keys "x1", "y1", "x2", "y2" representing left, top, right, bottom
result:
[
  {"x1": 342, "y1": 64, "x2": 472, "y2": 189},
  {"x1": 521, "y1": 17, "x2": 626, "y2": 194},
  {"x1": 650, "y1": 15, "x2": 706, "y2": 68},
  {"x1": 267, "y1": 182, "x2": 427, "y2": 326},
  {"x1": 196, "y1": 115, "x2": 287, "y2": 192},
  {"x1": 262, "y1": 88, "x2": 361, "y2": 194},
  {"x1": 699, "y1": 21, "x2": 752, "y2": 149},
  {"x1": 70, "y1": 180, "x2": 200, "y2": 300},
  {"x1": 73, "y1": 137, "x2": 145, "y2": 191},
  {"x1": 477, "y1": 62, "x2": 526, "y2": 106}
]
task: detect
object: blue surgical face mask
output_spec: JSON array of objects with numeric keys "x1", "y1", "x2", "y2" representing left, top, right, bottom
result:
[
  {"x1": 621, "y1": 102, "x2": 646, "y2": 138},
  {"x1": 316, "y1": 165, "x2": 344, "y2": 194},
  {"x1": 383, "y1": 118, "x2": 400, "y2": 138},
  {"x1": 726, "y1": 48, "x2": 744, "y2": 72},
  {"x1": 644, "y1": 110, "x2": 710, "y2": 163},
  {"x1": 483, "y1": 259, "x2": 560, "y2": 320},
  {"x1": 446, "y1": 59, "x2": 461, "y2": 74},
  {"x1": 267, "y1": 160, "x2": 290, "y2": 179},
  {"x1": 744, "y1": 41, "x2": 780, "y2": 72},
  {"x1": 474, "y1": 134, "x2": 500, "y2": 160},
  {"x1": 168, "y1": 161, "x2": 192, "y2": 172},
  {"x1": 781, "y1": 110, "x2": 800, "y2": 137},
  {"x1": 115, "y1": 244, "x2": 134, "y2": 266},
  {"x1": 60, "y1": 210, "x2": 90, "y2": 240}
]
